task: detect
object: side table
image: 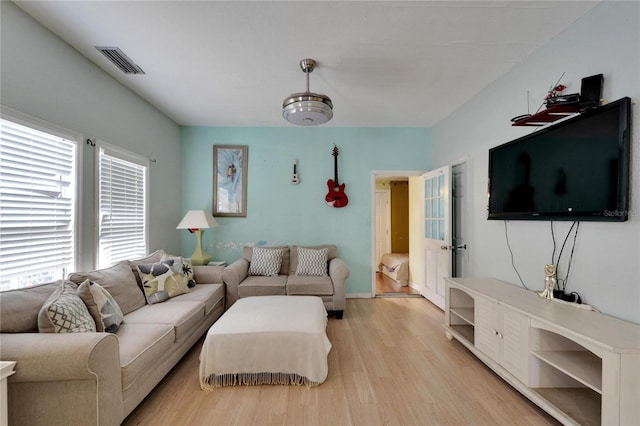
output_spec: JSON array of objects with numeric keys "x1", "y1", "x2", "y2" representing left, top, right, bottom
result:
[{"x1": 0, "y1": 361, "x2": 16, "y2": 426}]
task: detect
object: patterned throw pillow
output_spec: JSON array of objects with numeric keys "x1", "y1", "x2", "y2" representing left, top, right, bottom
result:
[
  {"x1": 295, "y1": 247, "x2": 328, "y2": 276},
  {"x1": 77, "y1": 280, "x2": 124, "y2": 333},
  {"x1": 248, "y1": 247, "x2": 284, "y2": 277},
  {"x1": 38, "y1": 281, "x2": 97, "y2": 333},
  {"x1": 136, "y1": 260, "x2": 190, "y2": 304},
  {"x1": 162, "y1": 255, "x2": 196, "y2": 288}
]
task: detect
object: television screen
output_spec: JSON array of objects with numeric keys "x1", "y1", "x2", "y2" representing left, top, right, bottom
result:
[{"x1": 488, "y1": 97, "x2": 631, "y2": 221}]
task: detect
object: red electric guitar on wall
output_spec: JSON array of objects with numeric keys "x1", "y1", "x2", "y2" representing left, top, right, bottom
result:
[{"x1": 326, "y1": 145, "x2": 348, "y2": 208}]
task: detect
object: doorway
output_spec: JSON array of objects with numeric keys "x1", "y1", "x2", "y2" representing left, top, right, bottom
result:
[{"x1": 371, "y1": 171, "x2": 422, "y2": 297}]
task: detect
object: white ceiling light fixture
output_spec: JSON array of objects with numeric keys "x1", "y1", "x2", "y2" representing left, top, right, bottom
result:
[{"x1": 282, "y1": 59, "x2": 333, "y2": 126}]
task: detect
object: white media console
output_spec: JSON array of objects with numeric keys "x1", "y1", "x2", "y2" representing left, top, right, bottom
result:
[{"x1": 443, "y1": 277, "x2": 640, "y2": 426}]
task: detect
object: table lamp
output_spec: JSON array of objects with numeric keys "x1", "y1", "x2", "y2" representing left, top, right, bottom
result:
[{"x1": 176, "y1": 210, "x2": 218, "y2": 265}]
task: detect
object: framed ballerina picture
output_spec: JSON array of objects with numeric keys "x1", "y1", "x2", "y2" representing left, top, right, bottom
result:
[{"x1": 213, "y1": 145, "x2": 248, "y2": 217}]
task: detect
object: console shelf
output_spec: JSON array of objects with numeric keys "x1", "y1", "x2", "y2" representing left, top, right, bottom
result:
[
  {"x1": 443, "y1": 277, "x2": 640, "y2": 426},
  {"x1": 450, "y1": 307, "x2": 474, "y2": 325},
  {"x1": 531, "y1": 350, "x2": 602, "y2": 393}
]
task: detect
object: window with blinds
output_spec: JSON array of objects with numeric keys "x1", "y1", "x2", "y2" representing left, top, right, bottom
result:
[
  {"x1": 97, "y1": 145, "x2": 148, "y2": 268},
  {"x1": 0, "y1": 118, "x2": 77, "y2": 291}
]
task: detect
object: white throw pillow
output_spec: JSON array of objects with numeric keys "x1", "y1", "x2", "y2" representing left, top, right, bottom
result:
[
  {"x1": 295, "y1": 247, "x2": 328, "y2": 276},
  {"x1": 248, "y1": 247, "x2": 284, "y2": 277},
  {"x1": 38, "y1": 281, "x2": 97, "y2": 333},
  {"x1": 77, "y1": 280, "x2": 124, "y2": 333}
]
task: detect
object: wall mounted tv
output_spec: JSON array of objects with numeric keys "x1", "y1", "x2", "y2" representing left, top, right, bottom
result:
[{"x1": 488, "y1": 97, "x2": 631, "y2": 222}]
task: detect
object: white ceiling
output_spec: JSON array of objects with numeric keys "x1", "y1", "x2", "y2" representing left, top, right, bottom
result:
[{"x1": 14, "y1": 1, "x2": 598, "y2": 127}]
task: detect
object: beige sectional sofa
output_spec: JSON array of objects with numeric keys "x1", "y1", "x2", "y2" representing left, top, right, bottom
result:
[
  {"x1": 0, "y1": 250, "x2": 225, "y2": 426},
  {"x1": 222, "y1": 245, "x2": 349, "y2": 319}
]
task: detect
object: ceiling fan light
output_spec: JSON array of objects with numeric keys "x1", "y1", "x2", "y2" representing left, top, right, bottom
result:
[
  {"x1": 282, "y1": 58, "x2": 333, "y2": 126},
  {"x1": 282, "y1": 93, "x2": 333, "y2": 126}
]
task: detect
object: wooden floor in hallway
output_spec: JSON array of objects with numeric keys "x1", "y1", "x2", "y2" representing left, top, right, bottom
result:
[{"x1": 375, "y1": 271, "x2": 421, "y2": 296}]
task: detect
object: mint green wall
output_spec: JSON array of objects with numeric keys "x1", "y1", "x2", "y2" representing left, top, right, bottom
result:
[{"x1": 181, "y1": 127, "x2": 430, "y2": 294}]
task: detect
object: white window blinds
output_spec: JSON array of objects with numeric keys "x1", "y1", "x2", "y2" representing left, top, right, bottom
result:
[
  {"x1": 0, "y1": 118, "x2": 77, "y2": 291},
  {"x1": 98, "y1": 145, "x2": 148, "y2": 268}
]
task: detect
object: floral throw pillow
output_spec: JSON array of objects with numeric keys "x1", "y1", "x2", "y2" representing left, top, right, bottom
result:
[
  {"x1": 77, "y1": 279, "x2": 124, "y2": 333},
  {"x1": 295, "y1": 247, "x2": 328, "y2": 276},
  {"x1": 136, "y1": 259, "x2": 190, "y2": 304},
  {"x1": 248, "y1": 247, "x2": 284, "y2": 277},
  {"x1": 162, "y1": 255, "x2": 196, "y2": 288}
]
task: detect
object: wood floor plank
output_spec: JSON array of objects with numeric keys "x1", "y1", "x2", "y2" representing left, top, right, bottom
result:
[{"x1": 123, "y1": 297, "x2": 559, "y2": 426}]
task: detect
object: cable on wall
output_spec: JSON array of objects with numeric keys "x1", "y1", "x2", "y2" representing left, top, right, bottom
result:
[{"x1": 504, "y1": 220, "x2": 528, "y2": 290}]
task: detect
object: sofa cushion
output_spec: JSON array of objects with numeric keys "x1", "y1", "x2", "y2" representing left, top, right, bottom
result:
[
  {"x1": 124, "y1": 301, "x2": 204, "y2": 343},
  {"x1": 77, "y1": 280, "x2": 124, "y2": 333},
  {"x1": 295, "y1": 247, "x2": 328, "y2": 276},
  {"x1": 289, "y1": 245, "x2": 337, "y2": 275},
  {"x1": 162, "y1": 255, "x2": 196, "y2": 288},
  {"x1": 286, "y1": 275, "x2": 334, "y2": 296},
  {"x1": 243, "y1": 246, "x2": 290, "y2": 276},
  {"x1": 0, "y1": 281, "x2": 59, "y2": 333},
  {"x1": 68, "y1": 261, "x2": 146, "y2": 315},
  {"x1": 117, "y1": 322, "x2": 174, "y2": 391},
  {"x1": 38, "y1": 281, "x2": 96, "y2": 333},
  {"x1": 238, "y1": 275, "x2": 287, "y2": 298},
  {"x1": 248, "y1": 247, "x2": 285, "y2": 277},
  {"x1": 170, "y1": 283, "x2": 224, "y2": 316},
  {"x1": 136, "y1": 260, "x2": 190, "y2": 304}
]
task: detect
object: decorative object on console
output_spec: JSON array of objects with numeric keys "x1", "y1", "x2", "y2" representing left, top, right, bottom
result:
[
  {"x1": 538, "y1": 264, "x2": 556, "y2": 300},
  {"x1": 176, "y1": 210, "x2": 218, "y2": 265},
  {"x1": 325, "y1": 145, "x2": 348, "y2": 208},
  {"x1": 282, "y1": 59, "x2": 333, "y2": 126}
]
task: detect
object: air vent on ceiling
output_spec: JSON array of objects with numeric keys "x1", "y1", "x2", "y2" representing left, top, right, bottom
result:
[{"x1": 95, "y1": 46, "x2": 145, "y2": 75}]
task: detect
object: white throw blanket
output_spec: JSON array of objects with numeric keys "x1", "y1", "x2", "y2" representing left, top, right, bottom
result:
[{"x1": 199, "y1": 295, "x2": 331, "y2": 389}]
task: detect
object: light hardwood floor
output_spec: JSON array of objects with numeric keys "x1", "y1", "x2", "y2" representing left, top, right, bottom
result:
[
  {"x1": 123, "y1": 298, "x2": 559, "y2": 426},
  {"x1": 375, "y1": 272, "x2": 421, "y2": 296}
]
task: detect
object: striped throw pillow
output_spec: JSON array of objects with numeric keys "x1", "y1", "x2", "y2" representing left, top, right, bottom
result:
[
  {"x1": 248, "y1": 247, "x2": 284, "y2": 277},
  {"x1": 295, "y1": 247, "x2": 328, "y2": 276}
]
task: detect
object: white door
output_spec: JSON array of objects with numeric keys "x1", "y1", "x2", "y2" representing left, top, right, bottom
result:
[
  {"x1": 422, "y1": 165, "x2": 451, "y2": 309},
  {"x1": 375, "y1": 190, "x2": 391, "y2": 267}
]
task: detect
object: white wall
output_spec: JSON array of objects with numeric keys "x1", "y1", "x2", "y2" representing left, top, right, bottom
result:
[
  {"x1": 431, "y1": 2, "x2": 640, "y2": 324},
  {"x1": 1, "y1": 2, "x2": 182, "y2": 270}
]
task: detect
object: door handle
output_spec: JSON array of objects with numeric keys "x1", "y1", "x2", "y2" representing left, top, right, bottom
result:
[
  {"x1": 456, "y1": 244, "x2": 467, "y2": 250},
  {"x1": 440, "y1": 245, "x2": 449, "y2": 250}
]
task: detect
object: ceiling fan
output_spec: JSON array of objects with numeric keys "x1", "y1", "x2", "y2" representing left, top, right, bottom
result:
[{"x1": 282, "y1": 59, "x2": 333, "y2": 126}]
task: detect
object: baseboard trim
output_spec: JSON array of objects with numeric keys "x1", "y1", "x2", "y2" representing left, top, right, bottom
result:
[{"x1": 346, "y1": 293, "x2": 373, "y2": 299}]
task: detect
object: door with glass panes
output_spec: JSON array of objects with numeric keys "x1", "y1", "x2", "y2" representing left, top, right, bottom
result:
[{"x1": 422, "y1": 166, "x2": 451, "y2": 309}]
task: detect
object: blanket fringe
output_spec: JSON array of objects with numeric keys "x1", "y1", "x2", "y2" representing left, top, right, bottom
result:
[{"x1": 200, "y1": 372, "x2": 320, "y2": 390}]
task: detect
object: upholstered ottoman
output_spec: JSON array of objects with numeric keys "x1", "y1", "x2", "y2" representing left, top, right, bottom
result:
[{"x1": 199, "y1": 295, "x2": 331, "y2": 389}]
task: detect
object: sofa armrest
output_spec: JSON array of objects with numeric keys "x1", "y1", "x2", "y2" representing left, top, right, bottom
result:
[
  {"x1": 193, "y1": 265, "x2": 224, "y2": 284},
  {"x1": 0, "y1": 332, "x2": 123, "y2": 426},
  {"x1": 222, "y1": 259, "x2": 249, "y2": 309},
  {"x1": 329, "y1": 257, "x2": 350, "y2": 311}
]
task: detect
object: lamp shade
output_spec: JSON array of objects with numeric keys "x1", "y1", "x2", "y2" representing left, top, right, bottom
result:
[{"x1": 176, "y1": 210, "x2": 218, "y2": 230}]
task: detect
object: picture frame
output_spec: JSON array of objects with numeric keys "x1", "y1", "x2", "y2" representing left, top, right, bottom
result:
[{"x1": 213, "y1": 145, "x2": 248, "y2": 217}]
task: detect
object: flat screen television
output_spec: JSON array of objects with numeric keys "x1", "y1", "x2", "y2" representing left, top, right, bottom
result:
[{"x1": 488, "y1": 97, "x2": 631, "y2": 222}]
